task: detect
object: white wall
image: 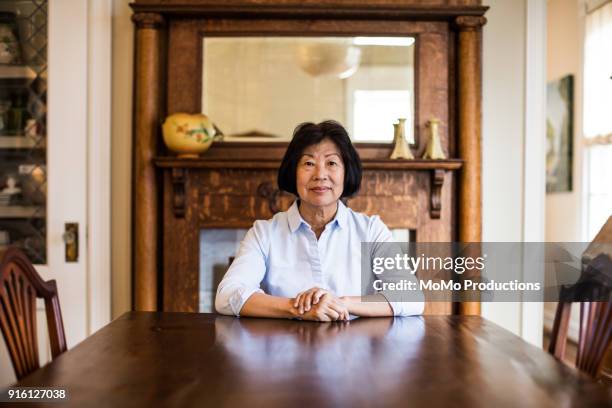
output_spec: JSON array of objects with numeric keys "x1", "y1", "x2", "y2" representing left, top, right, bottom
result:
[
  {"x1": 482, "y1": 0, "x2": 525, "y2": 338},
  {"x1": 481, "y1": 0, "x2": 547, "y2": 345},
  {"x1": 543, "y1": 0, "x2": 585, "y2": 340},
  {"x1": 545, "y1": 0, "x2": 584, "y2": 242}
]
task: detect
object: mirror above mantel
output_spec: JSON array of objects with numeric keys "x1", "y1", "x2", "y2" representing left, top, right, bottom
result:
[{"x1": 202, "y1": 36, "x2": 415, "y2": 143}]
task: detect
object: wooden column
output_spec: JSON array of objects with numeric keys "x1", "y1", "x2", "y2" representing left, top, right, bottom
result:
[
  {"x1": 455, "y1": 15, "x2": 486, "y2": 316},
  {"x1": 131, "y1": 13, "x2": 165, "y2": 311}
]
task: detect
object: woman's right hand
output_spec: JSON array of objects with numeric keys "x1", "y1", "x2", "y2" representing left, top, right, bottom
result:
[{"x1": 298, "y1": 293, "x2": 350, "y2": 321}]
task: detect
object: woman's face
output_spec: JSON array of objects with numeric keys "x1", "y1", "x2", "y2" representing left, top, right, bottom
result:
[{"x1": 295, "y1": 138, "x2": 345, "y2": 210}]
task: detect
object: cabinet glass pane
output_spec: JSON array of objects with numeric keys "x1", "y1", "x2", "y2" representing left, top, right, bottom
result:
[{"x1": 0, "y1": 0, "x2": 47, "y2": 263}]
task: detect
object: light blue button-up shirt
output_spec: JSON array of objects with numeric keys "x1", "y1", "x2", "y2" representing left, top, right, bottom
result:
[{"x1": 215, "y1": 199, "x2": 424, "y2": 317}]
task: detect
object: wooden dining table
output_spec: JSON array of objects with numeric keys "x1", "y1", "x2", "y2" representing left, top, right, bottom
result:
[{"x1": 6, "y1": 312, "x2": 612, "y2": 407}]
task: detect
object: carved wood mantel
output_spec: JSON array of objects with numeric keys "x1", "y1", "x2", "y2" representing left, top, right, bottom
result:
[
  {"x1": 130, "y1": 0, "x2": 487, "y2": 315},
  {"x1": 155, "y1": 156, "x2": 463, "y2": 220}
]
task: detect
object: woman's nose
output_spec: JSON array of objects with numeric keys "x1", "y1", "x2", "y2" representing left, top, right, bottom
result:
[{"x1": 312, "y1": 163, "x2": 328, "y2": 180}]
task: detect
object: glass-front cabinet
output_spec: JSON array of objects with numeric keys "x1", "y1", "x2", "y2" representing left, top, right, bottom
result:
[{"x1": 0, "y1": 0, "x2": 47, "y2": 263}]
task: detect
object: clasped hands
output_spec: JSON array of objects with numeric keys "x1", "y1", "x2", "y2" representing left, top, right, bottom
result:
[{"x1": 292, "y1": 287, "x2": 350, "y2": 322}]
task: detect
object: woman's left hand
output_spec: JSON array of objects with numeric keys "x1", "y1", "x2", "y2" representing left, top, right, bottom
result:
[{"x1": 293, "y1": 287, "x2": 331, "y2": 315}]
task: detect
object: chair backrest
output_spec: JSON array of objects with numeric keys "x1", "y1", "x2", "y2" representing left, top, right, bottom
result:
[
  {"x1": 576, "y1": 299, "x2": 611, "y2": 376},
  {"x1": 550, "y1": 301, "x2": 611, "y2": 378},
  {"x1": 0, "y1": 247, "x2": 67, "y2": 380},
  {"x1": 548, "y1": 253, "x2": 612, "y2": 378}
]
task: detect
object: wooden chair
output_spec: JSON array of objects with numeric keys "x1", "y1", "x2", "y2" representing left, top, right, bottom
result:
[
  {"x1": 0, "y1": 247, "x2": 67, "y2": 380},
  {"x1": 548, "y1": 216, "x2": 612, "y2": 378}
]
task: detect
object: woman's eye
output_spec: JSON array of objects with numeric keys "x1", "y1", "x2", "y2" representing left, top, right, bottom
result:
[
  {"x1": 328, "y1": 161, "x2": 337, "y2": 166},
  {"x1": 305, "y1": 161, "x2": 315, "y2": 167}
]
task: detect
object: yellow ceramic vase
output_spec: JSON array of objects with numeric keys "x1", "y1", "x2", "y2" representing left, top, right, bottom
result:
[{"x1": 162, "y1": 113, "x2": 216, "y2": 158}]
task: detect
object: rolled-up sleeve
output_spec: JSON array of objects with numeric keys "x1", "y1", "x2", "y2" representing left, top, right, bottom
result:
[
  {"x1": 215, "y1": 221, "x2": 268, "y2": 316},
  {"x1": 381, "y1": 292, "x2": 425, "y2": 317},
  {"x1": 368, "y1": 216, "x2": 425, "y2": 317}
]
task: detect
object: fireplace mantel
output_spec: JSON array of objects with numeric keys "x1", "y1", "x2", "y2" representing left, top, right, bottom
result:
[{"x1": 155, "y1": 156, "x2": 462, "y2": 220}]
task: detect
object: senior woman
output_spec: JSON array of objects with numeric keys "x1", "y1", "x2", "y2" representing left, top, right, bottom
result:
[{"x1": 215, "y1": 120, "x2": 424, "y2": 321}]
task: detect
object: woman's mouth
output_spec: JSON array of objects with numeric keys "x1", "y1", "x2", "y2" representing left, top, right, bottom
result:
[{"x1": 310, "y1": 187, "x2": 330, "y2": 193}]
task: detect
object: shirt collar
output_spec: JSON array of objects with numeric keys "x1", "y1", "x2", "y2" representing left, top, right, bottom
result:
[{"x1": 287, "y1": 199, "x2": 348, "y2": 233}]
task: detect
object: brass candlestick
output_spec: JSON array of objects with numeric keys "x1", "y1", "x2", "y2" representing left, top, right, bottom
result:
[
  {"x1": 390, "y1": 118, "x2": 414, "y2": 159},
  {"x1": 422, "y1": 119, "x2": 446, "y2": 159}
]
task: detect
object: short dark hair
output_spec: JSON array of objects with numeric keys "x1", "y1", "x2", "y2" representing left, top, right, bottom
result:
[{"x1": 278, "y1": 120, "x2": 362, "y2": 198}]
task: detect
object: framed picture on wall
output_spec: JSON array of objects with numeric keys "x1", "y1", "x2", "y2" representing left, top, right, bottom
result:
[{"x1": 546, "y1": 74, "x2": 573, "y2": 193}]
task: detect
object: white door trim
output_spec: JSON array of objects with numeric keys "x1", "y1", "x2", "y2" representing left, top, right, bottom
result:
[
  {"x1": 86, "y1": 0, "x2": 112, "y2": 333},
  {"x1": 520, "y1": 0, "x2": 547, "y2": 347}
]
